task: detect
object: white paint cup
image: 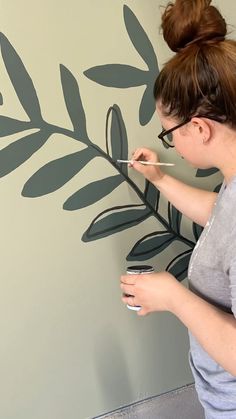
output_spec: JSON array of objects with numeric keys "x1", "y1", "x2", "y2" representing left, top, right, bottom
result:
[{"x1": 126, "y1": 265, "x2": 154, "y2": 311}]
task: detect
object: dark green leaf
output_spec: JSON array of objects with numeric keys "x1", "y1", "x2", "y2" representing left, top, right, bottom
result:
[
  {"x1": 127, "y1": 231, "x2": 175, "y2": 261},
  {"x1": 192, "y1": 222, "x2": 203, "y2": 242},
  {"x1": 144, "y1": 180, "x2": 159, "y2": 210},
  {"x1": 0, "y1": 116, "x2": 31, "y2": 137},
  {"x1": 106, "y1": 105, "x2": 128, "y2": 170},
  {"x1": 0, "y1": 33, "x2": 42, "y2": 122},
  {"x1": 214, "y1": 183, "x2": 222, "y2": 193},
  {"x1": 60, "y1": 65, "x2": 88, "y2": 140},
  {"x1": 171, "y1": 205, "x2": 182, "y2": 234},
  {"x1": 0, "y1": 129, "x2": 51, "y2": 177},
  {"x1": 139, "y1": 83, "x2": 156, "y2": 125},
  {"x1": 82, "y1": 204, "x2": 151, "y2": 241},
  {"x1": 123, "y1": 5, "x2": 158, "y2": 70},
  {"x1": 22, "y1": 147, "x2": 97, "y2": 197},
  {"x1": 196, "y1": 167, "x2": 219, "y2": 177},
  {"x1": 64, "y1": 174, "x2": 124, "y2": 211},
  {"x1": 84, "y1": 64, "x2": 146, "y2": 88},
  {"x1": 168, "y1": 251, "x2": 192, "y2": 281}
]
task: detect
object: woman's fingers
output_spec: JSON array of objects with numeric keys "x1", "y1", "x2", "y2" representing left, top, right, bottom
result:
[
  {"x1": 131, "y1": 160, "x2": 148, "y2": 173},
  {"x1": 131, "y1": 147, "x2": 158, "y2": 163},
  {"x1": 120, "y1": 275, "x2": 138, "y2": 306},
  {"x1": 120, "y1": 283, "x2": 134, "y2": 296},
  {"x1": 120, "y1": 274, "x2": 138, "y2": 285},
  {"x1": 122, "y1": 295, "x2": 139, "y2": 307}
]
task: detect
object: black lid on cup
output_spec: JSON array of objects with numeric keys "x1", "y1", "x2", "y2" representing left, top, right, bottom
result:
[{"x1": 126, "y1": 265, "x2": 154, "y2": 273}]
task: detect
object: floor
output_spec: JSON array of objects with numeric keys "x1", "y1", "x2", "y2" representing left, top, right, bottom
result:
[{"x1": 96, "y1": 383, "x2": 205, "y2": 419}]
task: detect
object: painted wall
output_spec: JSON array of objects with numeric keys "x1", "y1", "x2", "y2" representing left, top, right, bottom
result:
[{"x1": 0, "y1": 1, "x2": 230, "y2": 418}]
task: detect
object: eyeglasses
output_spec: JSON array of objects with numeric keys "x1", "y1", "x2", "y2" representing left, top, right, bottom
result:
[
  {"x1": 158, "y1": 119, "x2": 191, "y2": 148},
  {"x1": 158, "y1": 114, "x2": 225, "y2": 149}
]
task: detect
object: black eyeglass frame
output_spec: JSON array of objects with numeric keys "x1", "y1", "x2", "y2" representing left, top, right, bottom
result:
[{"x1": 158, "y1": 114, "x2": 225, "y2": 148}]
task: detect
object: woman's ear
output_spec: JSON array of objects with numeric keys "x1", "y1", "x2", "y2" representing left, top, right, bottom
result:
[{"x1": 191, "y1": 117, "x2": 212, "y2": 143}]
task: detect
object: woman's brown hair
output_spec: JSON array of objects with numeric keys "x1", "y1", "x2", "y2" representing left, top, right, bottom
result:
[{"x1": 154, "y1": 0, "x2": 236, "y2": 127}]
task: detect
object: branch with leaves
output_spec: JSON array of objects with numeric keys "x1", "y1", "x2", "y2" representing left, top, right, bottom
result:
[{"x1": 0, "y1": 3, "x2": 220, "y2": 281}]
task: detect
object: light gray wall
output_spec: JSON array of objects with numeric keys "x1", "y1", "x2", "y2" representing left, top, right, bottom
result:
[{"x1": 0, "y1": 1, "x2": 230, "y2": 418}]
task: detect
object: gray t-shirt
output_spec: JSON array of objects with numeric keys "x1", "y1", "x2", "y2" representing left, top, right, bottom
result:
[{"x1": 188, "y1": 177, "x2": 236, "y2": 419}]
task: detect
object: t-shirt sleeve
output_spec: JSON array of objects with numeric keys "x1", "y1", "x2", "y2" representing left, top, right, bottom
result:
[{"x1": 228, "y1": 257, "x2": 236, "y2": 318}]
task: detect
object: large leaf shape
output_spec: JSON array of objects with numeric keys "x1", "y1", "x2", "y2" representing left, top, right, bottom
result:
[
  {"x1": 84, "y1": 64, "x2": 147, "y2": 88},
  {"x1": 22, "y1": 147, "x2": 97, "y2": 197},
  {"x1": 0, "y1": 116, "x2": 31, "y2": 137},
  {"x1": 167, "y1": 251, "x2": 192, "y2": 281},
  {"x1": 82, "y1": 204, "x2": 151, "y2": 241},
  {"x1": 106, "y1": 105, "x2": 128, "y2": 169},
  {"x1": 144, "y1": 180, "x2": 160, "y2": 210},
  {"x1": 63, "y1": 174, "x2": 124, "y2": 211},
  {"x1": 169, "y1": 204, "x2": 182, "y2": 235},
  {"x1": 60, "y1": 65, "x2": 88, "y2": 140},
  {"x1": 123, "y1": 6, "x2": 158, "y2": 70},
  {"x1": 192, "y1": 222, "x2": 203, "y2": 242},
  {"x1": 214, "y1": 183, "x2": 222, "y2": 193},
  {"x1": 0, "y1": 129, "x2": 51, "y2": 177},
  {"x1": 0, "y1": 33, "x2": 42, "y2": 122},
  {"x1": 127, "y1": 231, "x2": 175, "y2": 261},
  {"x1": 196, "y1": 167, "x2": 219, "y2": 177},
  {"x1": 139, "y1": 83, "x2": 156, "y2": 126}
]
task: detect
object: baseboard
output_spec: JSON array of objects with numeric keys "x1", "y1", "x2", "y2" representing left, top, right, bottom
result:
[{"x1": 95, "y1": 383, "x2": 205, "y2": 419}]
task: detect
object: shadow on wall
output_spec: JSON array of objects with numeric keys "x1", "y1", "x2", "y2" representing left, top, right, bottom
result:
[{"x1": 94, "y1": 326, "x2": 134, "y2": 408}]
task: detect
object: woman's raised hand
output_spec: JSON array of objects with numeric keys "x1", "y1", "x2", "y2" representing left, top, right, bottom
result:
[{"x1": 131, "y1": 147, "x2": 164, "y2": 183}]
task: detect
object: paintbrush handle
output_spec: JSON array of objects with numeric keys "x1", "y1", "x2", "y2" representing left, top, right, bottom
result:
[{"x1": 117, "y1": 159, "x2": 175, "y2": 167}]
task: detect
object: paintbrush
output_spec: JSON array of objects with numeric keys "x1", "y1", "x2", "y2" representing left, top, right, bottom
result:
[{"x1": 116, "y1": 159, "x2": 175, "y2": 167}]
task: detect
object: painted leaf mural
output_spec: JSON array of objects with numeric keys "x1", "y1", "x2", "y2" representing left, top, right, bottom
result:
[
  {"x1": 63, "y1": 175, "x2": 124, "y2": 211},
  {"x1": 144, "y1": 180, "x2": 160, "y2": 210},
  {"x1": 167, "y1": 251, "x2": 192, "y2": 281},
  {"x1": 0, "y1": 5, "x2": 221, "y2": 281},
  {"x1": 84, "y1": 5, "x2": 159, "y2": 126},
  {"x1": 22, "y1": 147, "x2": 98, "y2": 197},
  {"x1": 0, "y1": 116, "x2": 32, "y2": 137},
  {"x1": 106, "y1": 105, "x2": 128, "y2": 164},
  {"x1": 123, "y1": 5, "x2": 158, "y2": 70},
  {"x1": 82, "y1": 205, "x2": 151, "y2": 241},
  {"x1": 193, "y1": 222, "x2": 204, "y2": 242},
  {"x1": 0, "y1": 32, "x2": 43, "y2": 123},
  {"x1": 127, "y1": 231, "x2": 176, "y2": 261},
  {"x1": 0, "y1": 129, "x2": 51, "y2": 177},
  {"x1": 84, "y1": 65, "x2": 147, "y2": 88},
  {"x1": 60, "y1": 65, "x2": 89, "y2": 140},
  {"x1": 169, "y1": 204, "x2": 182, "y2": 235},
  {"x1": 196, "y1": 167, "x2": 219, "y2": 177}
]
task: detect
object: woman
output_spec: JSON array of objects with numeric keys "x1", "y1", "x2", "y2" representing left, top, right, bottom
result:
[{"x1": 120, "y1": 1, "x2": 236, "y2": 417}]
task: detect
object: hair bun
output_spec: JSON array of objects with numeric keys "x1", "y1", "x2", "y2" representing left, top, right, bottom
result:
[{"x1": 161, "y1": 0, "x2": 227, "y2": 52}]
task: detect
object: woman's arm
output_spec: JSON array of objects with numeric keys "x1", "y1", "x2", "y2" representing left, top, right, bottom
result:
[
  {"x1": 153, "y1": 173, "x2": 217, "y2": 227},
  {"x1": 131, "y1": 148, "x2": 217, "y2": 227}
]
